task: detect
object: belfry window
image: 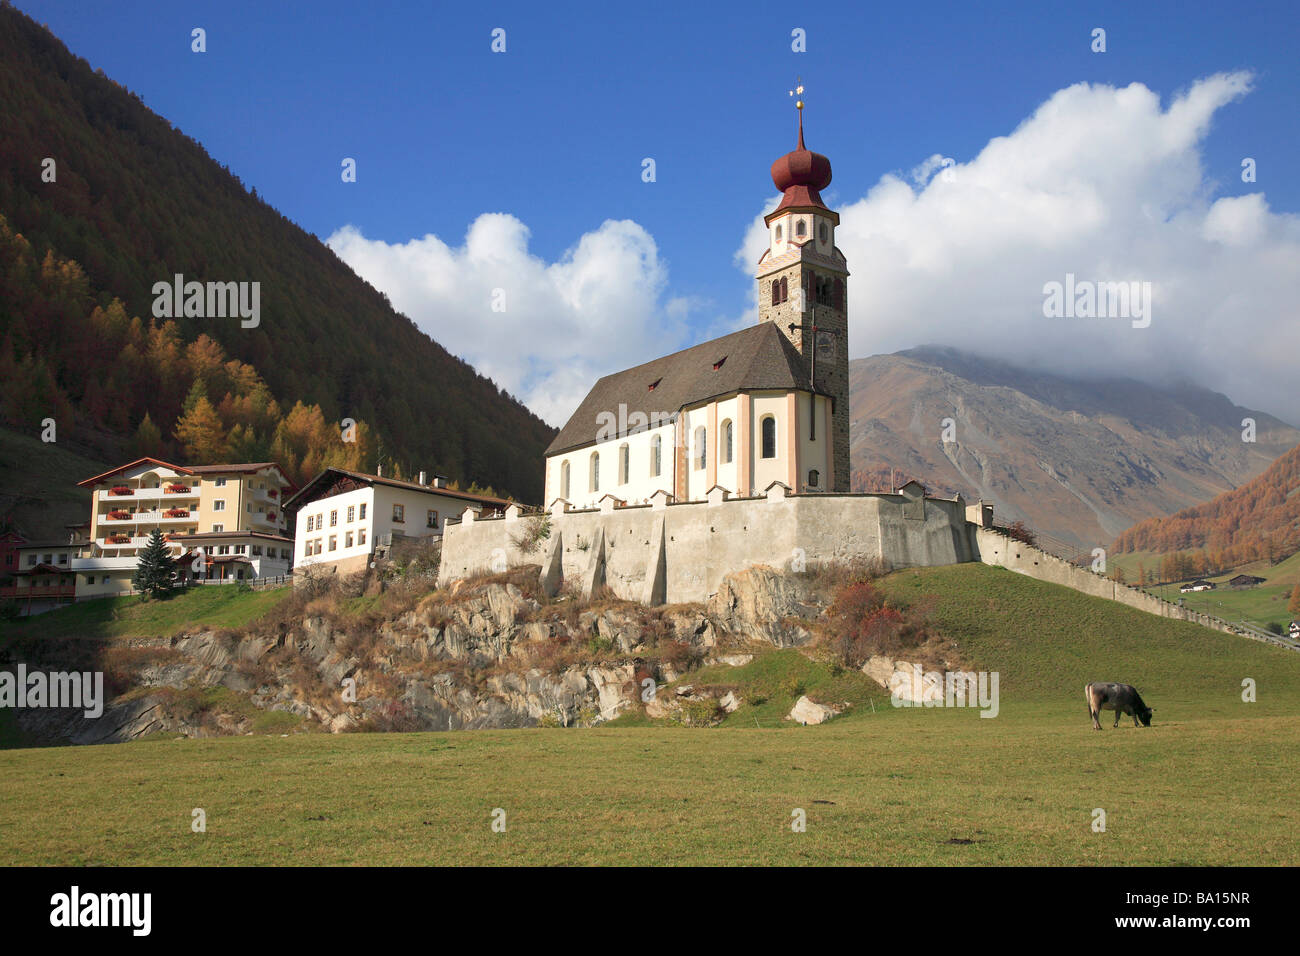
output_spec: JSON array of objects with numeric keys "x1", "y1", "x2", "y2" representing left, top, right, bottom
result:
[
  {"x1": 808, "y1": 469, "x2": 820, "y2": 488},
  {"x1": 775, "y1": 224, "x2": 783, "y2": 241},
  {"x1": 795, "y1": 220, "x2": 806, "y2": 238}
]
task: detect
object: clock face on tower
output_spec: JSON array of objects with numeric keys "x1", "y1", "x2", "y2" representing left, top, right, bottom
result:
[{"x1": 815, "y1": 330, "x2": 836, "y2": 359}]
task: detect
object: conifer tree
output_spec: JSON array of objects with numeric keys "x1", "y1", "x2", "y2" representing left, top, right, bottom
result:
[{"x1": 132, "y1": 528, "x2": 177, "y2": 598}]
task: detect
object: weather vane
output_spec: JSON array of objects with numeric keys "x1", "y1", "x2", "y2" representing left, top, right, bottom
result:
[{"x1": 789, "y1": 77, "x2": 804, "y2": 112}]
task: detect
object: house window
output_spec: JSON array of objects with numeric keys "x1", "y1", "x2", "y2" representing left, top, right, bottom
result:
[
  {"x1": 359, "y1": 503, "x2": 367, "y2": 520},
  {"x1": 86, "y1": 576, "x2": 95, "y2": 585},
  {"x1": 808, "y1": 469, "x2": 820, "y2": 488},
  {"x1": 212, "y1": 524, "x2": 224, "y2": 533},
  {"x1": 306, "y1": 516, "x2": 314, "y2": 532},
  {"x1": 213, "y1": 500, "x2": 225, "y2": 512},
  {"x1": 281, "y1": 548, "x2": 290, "y2": 559},
  {"x1": 618, "y1": 444, "x2": 629, "y2": 485},
  {"x1": 358, "y1": 530, "x2": 366, "y2": 547},
  {"x1": 252, "y1": 545, "x2": 263, "y2": 556},
  {"x1": 235, "y1": 545, "x2": 246, "y2": 555},
  {"x1": 590, "y1": 452, "x2": 600, "y2": 493},
  {"x1": 215, "y1": 478, "x2": 227, "y2": 487},
  {"x1": 560, "y1": 460, "x2": 570, "y2": 500},
  {"x1": 761, "y1": 416, "x2": 777, "y2": 459},
  {"x1": 329, "y1": 536, "x2": 337, "y2": 552},
  {"x1": 722, "y1": 420, "x2": 734, "y2": 464},
  {"x1": 694, "y1": 426, "x2": 706, "y2": 470},
  {"x1": 347, "y1": 505, "x2": 355, "y2": 522},
  {"x1": 650, "y1": 435, "x2": 662, "y2": 477},
  {"x1": 392, "y1": 504, "x2": 405, "y2": 523},
  {"x1": 345, "y1": 532, "x2": 354, "y2": 548},
  {"x1": 218, "y1": 545, "x2": 230, "y2": 555},
  {"x1": 427, "y1": 509, "x2": 438, "y2": 529},
  {"x1": 329, "y1": 510, "x2": 337, "y2": 527}
]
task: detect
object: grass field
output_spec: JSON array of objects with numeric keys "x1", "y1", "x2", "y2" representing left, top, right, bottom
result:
[{"x1": 1, "y1": 564, "x2": 1297, "y2": 865}]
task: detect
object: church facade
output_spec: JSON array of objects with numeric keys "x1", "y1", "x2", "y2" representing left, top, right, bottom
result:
[{"x1": 544, "y1": 113, "x2": 850, "y2": 509}]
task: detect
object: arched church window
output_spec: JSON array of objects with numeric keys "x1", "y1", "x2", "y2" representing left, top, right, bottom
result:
[
  {"x1": 560, "y1": 460, "x2": 570, "y2": 500},
  {"x1": 694, "y1": 426, "x2": 707, "y2": 470},
  {"x1": 650, "y1": 435, "x2": 662, "y2": 477},
  {"x1": 722, "y1": 420, "x2": 734, "y2": 464},
  {"x1": 590, "y1": 452, "x2": 599, "y2": 494},
  {"x1": 771, "y1": 280, "x2": 780, "y2": 306},
  {"x1": 760, "y1": 416, "x2": 777, "y2": 459},
  {"x1": 619, "y1": 443, "x2": 630, "y2": 485}
]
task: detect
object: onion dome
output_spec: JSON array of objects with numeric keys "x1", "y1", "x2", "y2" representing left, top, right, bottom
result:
[{"x1": 768, "y1": 115, "x2": 832, "y2": 216}]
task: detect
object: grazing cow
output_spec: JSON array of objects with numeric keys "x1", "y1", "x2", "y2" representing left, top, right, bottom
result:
[{"x1": 1085, "y1": 682, "x2": 1153, "y2": 730}]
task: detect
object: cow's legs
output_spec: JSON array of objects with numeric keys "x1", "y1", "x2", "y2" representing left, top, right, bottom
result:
[{"x1": 1113, "y1": 711, "x2": 1121, "y2": 728}]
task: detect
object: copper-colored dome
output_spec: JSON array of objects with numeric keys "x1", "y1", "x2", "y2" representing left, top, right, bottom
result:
[
  {"x1": 771, "y1": 144, "x2": 832, "y2": 193},
  {"x1": 769, "y1": 124, "x2": 832, "y2": 213}
]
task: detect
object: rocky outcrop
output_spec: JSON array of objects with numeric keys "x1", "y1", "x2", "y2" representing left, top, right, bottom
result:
[
  {"x1": 7, "y1": 565, "x2": 830, "y2": 746},
  {"x1": 707, "y1": 566, "x2": 822, "y2": 647},
  {"x1": 788, "y1": 695, "x2": 844, "y2": 725}
]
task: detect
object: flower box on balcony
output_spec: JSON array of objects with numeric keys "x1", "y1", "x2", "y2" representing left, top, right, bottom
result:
[
  {"x1": 108, "y1": 486, "x2": 133, "y2": 496},
  {"x1": 107, "y1": 535, "x2": 130, "y2": 544},
  {"x1": 163, "y1": 509, "x2": 190, "y2": 518},
  {"x1": 266, "y1": 511, "x2": 277, "y2": 521},
  {"x1": 267, "y1": 489, "x2": 278, "y2": 499},
  {"x1": 165, "y1": 484, "x2": 191, "y2": 494},
  {"x1": 107, "y1": 510, "x2": 130, "y2": 520}
]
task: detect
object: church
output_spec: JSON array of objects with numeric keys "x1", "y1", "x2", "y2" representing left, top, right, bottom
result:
[{"x1": 544, "y1": 99, "x2": 850, "y2": 509}]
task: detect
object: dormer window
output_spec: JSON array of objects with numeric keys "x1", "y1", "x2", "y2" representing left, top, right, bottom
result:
[
  {"x1": 648, "y1": 378, "x2": 661, "y2": 391},
  {"x1": 713, "y1": 357, "x2": 726, "y2": 370}
]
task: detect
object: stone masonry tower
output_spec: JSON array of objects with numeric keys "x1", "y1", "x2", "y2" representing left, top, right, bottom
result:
[{"x1": 755, "y1": 89, "x2": 850, "y2": 491}]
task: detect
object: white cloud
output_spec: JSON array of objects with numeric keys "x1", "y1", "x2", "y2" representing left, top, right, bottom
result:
[
  {"x1": 737, "y1": 71, "x2": 1300, "y2": 421},
  {"x1": 328, "y1": 215, "x2": 691, "y2": 426},
  {"x1": 333, "y1": 72, "x2": 1300, "y2": 433}
]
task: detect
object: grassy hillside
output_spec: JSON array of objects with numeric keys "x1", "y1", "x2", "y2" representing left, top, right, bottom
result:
[
  {"x1": 0, "y1": 425, "x2": 108, "y2": 539},
  {"x1": 2, "y1": 563, "x2": 1297, "y2": 864}
]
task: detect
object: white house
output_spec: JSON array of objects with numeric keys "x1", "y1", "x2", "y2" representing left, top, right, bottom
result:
[
  {"x1": 544, "y1": 106, "x2": 849, "y2": 508},
  {"x1": 283, "y1": 468, "x2": 511, "y2": 577}
]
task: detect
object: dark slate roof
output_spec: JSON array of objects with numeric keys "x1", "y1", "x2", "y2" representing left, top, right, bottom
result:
[{"x1": 546, "y1": 324, "x2": 815, "y2": 456}]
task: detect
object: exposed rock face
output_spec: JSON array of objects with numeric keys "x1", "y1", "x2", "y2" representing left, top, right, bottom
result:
[
  {"x1": 707, "y1": 566, "x2": 821, "y2": 647},
  {"x1": 7, "y1": 566, "x2": 812, "y2": 746}
]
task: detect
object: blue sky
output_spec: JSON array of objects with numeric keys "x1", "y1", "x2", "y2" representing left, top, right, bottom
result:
[{"x1": 18, "y1": 0, "x2": 1300, "y2": 421}]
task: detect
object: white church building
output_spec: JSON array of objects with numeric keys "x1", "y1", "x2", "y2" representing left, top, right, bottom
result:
[{"x1": 544, "y1": 104, "x2": 850, "y2": 508}]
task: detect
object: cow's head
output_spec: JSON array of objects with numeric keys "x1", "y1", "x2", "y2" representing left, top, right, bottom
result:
[{"x1": 1138, "y1": 706, "x2": 1153, "y2": 727}]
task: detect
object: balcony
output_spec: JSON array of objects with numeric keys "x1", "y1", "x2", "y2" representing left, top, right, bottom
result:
[
  {"x1": 72, "y1": 555, "x2": 142, "y2": 571},
  {"x1": 97, "y1": 486, "x2": 199, "y2": 502},
  {"x1": 97, "y1": 509, "x2": 200, "y2": 526}
]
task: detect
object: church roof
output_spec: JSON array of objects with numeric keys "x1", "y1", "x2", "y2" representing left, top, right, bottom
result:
[{"x1": 546, "y1": 323, "x2": 816, "y2": 456}]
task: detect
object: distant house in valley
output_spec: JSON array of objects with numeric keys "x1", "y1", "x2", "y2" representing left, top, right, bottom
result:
[
  {"x1": 1179, "y1": 579, "x2": 1215, "y2": 593},
  {"x1": 1227, "y1": 574, "x2": 1266, "y2": 589},
  {"x1": 284, "y1": 468, "x2": 511, "y2": 579},
  {"x1": 1289, "y1": 621, "x2": 1300, "y2": 638}
]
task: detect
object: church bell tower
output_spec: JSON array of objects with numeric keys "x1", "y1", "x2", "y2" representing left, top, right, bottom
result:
[{"x1": 756, "y1": 83, "x2": 850, "y2": 492}]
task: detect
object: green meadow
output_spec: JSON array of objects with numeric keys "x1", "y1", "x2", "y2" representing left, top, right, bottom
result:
[{"x1": 1, "y1": 564, "x2": 1297, "y2": 865}]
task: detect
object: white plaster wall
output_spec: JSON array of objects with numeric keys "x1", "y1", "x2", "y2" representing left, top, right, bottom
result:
[{"x1": 546, "y1": 421, "x2": 676, "y2": 509}]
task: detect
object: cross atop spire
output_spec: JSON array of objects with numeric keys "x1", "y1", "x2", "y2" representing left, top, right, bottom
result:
[{"x1": 788, "y1": 77, "x2": 806, "y2": 147}]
